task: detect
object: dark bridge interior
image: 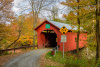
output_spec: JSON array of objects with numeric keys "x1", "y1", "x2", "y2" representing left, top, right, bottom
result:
[{"x1": 42, "y1": 30, "x2": 57, "y2": 47}]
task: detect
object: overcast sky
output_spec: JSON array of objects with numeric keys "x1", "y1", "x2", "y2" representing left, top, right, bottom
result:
[{"x1": 12, "y1": 0, "x2": 69, "y2": 19}]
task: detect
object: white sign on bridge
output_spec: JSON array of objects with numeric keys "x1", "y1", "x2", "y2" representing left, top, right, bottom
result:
[{"x1": 61, "y1": 35, "x2": 67, "y2": 42}]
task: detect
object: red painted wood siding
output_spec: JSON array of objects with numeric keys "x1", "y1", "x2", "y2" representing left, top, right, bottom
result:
[{"x1": 35, "y1": 21, "x2": 87, "y2": 51}]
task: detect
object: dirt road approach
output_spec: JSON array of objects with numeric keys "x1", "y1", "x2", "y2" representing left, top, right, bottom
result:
[{"x1": 3, "y1": 48, "x2": 52, "y2": 67}]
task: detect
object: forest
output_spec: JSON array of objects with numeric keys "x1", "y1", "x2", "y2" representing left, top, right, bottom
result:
[{"x1": 0, "y1": 0, "x2": 100, "y2": 63}]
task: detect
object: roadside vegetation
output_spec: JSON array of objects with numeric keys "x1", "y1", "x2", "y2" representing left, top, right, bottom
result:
[
  {"x1": 0, "y1": 0, "x2": 100, "y2": 65},
  {"x1": 45, "y1": 51, "x2": 100, "y2": 67}
]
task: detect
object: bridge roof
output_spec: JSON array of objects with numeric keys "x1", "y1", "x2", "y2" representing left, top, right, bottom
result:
[
  {"x1": 35, "y1": 20, "x2": 80, "y2": 30},
  {"x1": 48, "y1": 20, "x2": 77, "y2": 30}
]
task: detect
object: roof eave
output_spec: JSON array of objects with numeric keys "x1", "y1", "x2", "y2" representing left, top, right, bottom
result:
[
  {"x1": 34, "y1": 20, "x2": 60, "y2": 30},
  {"x1": 34, "y1": 20, "x2": 47, "y2": 30}
]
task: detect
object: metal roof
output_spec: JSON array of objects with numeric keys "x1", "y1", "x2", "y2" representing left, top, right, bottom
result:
[{"x1": 48, "y1": 20, "x2": 78, "y2": 30}]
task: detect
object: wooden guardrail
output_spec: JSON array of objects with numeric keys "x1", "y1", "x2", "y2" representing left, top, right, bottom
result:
[{"x1": 0, "y1": 45, "x2": 38, "y2": 56}]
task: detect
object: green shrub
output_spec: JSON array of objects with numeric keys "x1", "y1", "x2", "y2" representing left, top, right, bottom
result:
[
  {"x1": 65, "y1": 56, "x2": 81, "y2": 67},
  {"x1": 96, "y1": 59, "x2": 100, "y2": 67},
  {"x1": 45, "y1": 65, "x2": 58, "y2": 67},
  {"x1": 0, "y1": 51, "x2": 12, "y2": 56},
  {"x1": 45, "y1": 51, "x2": 66, "y2": 64},
  {"x1": 45, "y1": 51, "x2": 100, "y2": 67}
]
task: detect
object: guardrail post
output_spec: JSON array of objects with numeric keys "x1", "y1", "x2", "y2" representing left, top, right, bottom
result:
[
  {"x1": 57, "y1": 46, "x2": 58, "y2": 52},
  {"x1": 33, "y1": 47, "x2": 34, "y2": 49},
  {"x1": 55, "y1": 49, "x2": 56, "y2": 54},
  {"x1": 33, "y1": 46, "x2": 35, "y2": 49},
  {"x1": 2, "y1": 51, "x2": 3, "y2": 56},
  {"x1": 25, "y1": 48, "x2": 26, "y2": 51},
  {"x1": 14, "y1": 49, "x2": 15, "y2": 54}
]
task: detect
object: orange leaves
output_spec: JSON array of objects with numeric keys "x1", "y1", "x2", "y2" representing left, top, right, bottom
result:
[
  {"x1": 0, "y1": 0, "x2": 14, "y2": 23},
  {"x1": 18, "y1": 35, "x2": 33, "y2": 46},
  {"x1": 61, "y1": 2, "x2": 68, "y2": 6}
]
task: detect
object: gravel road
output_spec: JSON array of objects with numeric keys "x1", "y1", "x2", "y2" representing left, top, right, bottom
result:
[{"x1": 3, "y1": 48, "x2": 52, "y2": 67}]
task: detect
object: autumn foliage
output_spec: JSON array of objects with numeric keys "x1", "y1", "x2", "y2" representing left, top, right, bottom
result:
[{"x1": 0, "y1": 11, "x2": 43, "y2": 49}]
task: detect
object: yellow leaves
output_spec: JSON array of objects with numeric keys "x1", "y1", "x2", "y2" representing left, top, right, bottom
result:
[
  {"x1": 67, "y1": 11, "x2": 77, "y2": 21},
  {"x1": 18, "y1": 35, "x2": 33, "y2": 45},
  {"x1": 18, "y1": 15, "x2": 25, "y2": 20},
  {"x1": 78, "y1": 8, "x2": 87, "y2": 18},
  {"x1": 61, "y1": 1, "x2": 78, "y2": 9},
  {"x1": 69, "y1": 2, "x2": 78, "y2": 7},
  {"x1": 60, "y1": 2, "x2": 68, "y2": 6},
  {"x1": 87, "y1": 33, "x2": 96, "y2": 50},
  {"x1": 79, "y1": 0, "x2": 89, "y2": 7},
  {"x1": 61, "y1": 0, "x2": 96, "y2": 10}
]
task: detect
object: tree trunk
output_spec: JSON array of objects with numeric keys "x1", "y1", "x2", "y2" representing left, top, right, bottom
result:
[
  {"x1": 32, "y1": 15, "x2": 37, "y2": 46},
  {"x1": 6, "y1": 30, "x2": 21, "y2": 49},
  {"x1": 76, "y1": 0, "x2": 80, "y2": 57},
  {"x1": 31, "y1": 6, "x2": 36, "y2": 46},
  {"x1": 95, "y1": 0, "x2": 100, "y2": 61},
  {"x1": 33, "y1": 23, "x2": 36, "y2": 45}
]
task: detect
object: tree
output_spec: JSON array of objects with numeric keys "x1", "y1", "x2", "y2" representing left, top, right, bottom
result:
[
  {"x1": 95, "y1": 0, "x2": 100, "y2": 61},
  {"x1": 18, "y1": 13, "x2": 34, "y2": 46},
  {"x1": 15, "y1": 0, "x2": 58, "y2": 45},
  {"x1": 62, "y1": 0, "x2": 100, "y2": 60},
  {"x1": 6, "y1": 15, "x2": 24, "y2": 49},
  {"x1": 28, "y1": 0, "x2": 56, "y2": 45},
  {"x1": 76, "y1": 0, "x2": 80, "y2": 57},
  {"x1": 0, "y1": 24, "x2": 11, "y2": 49},
  {"x1": 0, "y1": 0, "x2": 14, "y2": 24},
  {"x1": 0, "y1": 0, "x2": 15, "y2": 49},
  {"x1": 61, "y1": 0, "x2": 83, "y2": 57},
  {"x1": 47, "y1": 6, "x2": 59, "y2": 21}
]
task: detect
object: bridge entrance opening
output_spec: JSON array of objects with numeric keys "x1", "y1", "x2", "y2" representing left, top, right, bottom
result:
[{"x1": 42, "y1": 30, "x2": 57, "y2": 47}]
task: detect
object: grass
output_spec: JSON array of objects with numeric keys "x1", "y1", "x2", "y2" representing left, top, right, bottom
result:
[
  {"x1": 45, "y1": 51, "x2": 100, "y2": 67},
  {"x1": 45, "y1": 51, "x2": 66, "y2": 64},
  {"x1": 45, "y1": 65, "x2": 58, "y2": 67}
]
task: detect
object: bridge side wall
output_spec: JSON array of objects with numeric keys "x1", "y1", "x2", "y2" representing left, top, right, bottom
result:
[{"x1": 35, "y1": 21, "x2": 87, "y2": 51}]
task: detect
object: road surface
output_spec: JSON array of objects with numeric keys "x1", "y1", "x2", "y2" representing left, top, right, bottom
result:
[{"x1": 3, "y1": 48, "x2": 52, "y2": 67}]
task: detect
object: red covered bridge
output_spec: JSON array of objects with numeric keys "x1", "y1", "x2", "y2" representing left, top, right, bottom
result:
[{"x1": 35, "y1": 20, "x2": 87, "y2": 51}]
